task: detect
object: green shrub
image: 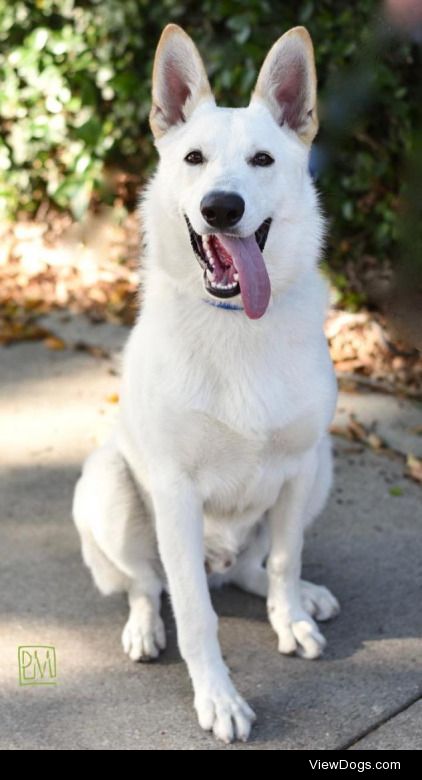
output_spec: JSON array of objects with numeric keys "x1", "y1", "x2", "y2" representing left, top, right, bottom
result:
[{"x1": 0, "y1": 0, "x2": 420, "y2": 270}]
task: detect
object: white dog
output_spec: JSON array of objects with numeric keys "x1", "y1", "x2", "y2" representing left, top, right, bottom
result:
[{"x1": 73, "y1": 23, "x2": 339, "y2": 744}]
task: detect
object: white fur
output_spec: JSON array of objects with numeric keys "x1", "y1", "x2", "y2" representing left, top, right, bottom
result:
[{"x1": 73, "y1": 25, "x2": 339, "y2": 745}]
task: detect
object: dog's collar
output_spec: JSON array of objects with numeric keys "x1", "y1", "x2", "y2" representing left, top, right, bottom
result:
[{"x1": 203, "y1": 299, "x2": 244, "y2": 312}]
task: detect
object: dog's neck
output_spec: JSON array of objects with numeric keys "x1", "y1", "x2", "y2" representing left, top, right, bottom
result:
[{"x1": 141, "y1": 264, "x2": 327, "y2": 348}]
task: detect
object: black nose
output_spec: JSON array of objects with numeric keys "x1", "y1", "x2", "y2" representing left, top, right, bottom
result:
[{"x1": 200, "y1": 191, "x2": 245, "y2": 230}]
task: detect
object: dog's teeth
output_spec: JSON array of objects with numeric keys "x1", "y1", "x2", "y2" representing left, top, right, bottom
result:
[
  {"x1": 206, "y1": 270, "x2": 215, "y2": 281},
  {"x1": 233, "y1": 273, "x2": 239, "y2": 282}
]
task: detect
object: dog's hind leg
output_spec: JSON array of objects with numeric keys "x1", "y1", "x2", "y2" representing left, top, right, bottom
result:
[
  {"x1": 75, "y1": 524, "x2": 130, "y2": 595},
  {"x1": 267, "y1": 436, "x2": 339, "y2": 660},
  {"x1": 73, "y1": 441, "x2": 165, "y2": 661},
  {"x1": 227, "y1": 453, "x2": 339, "y2": 625},
  {"x1": 232, "y1": 562, "x2": 339, "y2": 623}
]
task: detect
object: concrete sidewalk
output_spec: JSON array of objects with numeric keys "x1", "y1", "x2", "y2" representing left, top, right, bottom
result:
[{"x1": 1, "y1": 315, "x2": 421, "y2": 750}]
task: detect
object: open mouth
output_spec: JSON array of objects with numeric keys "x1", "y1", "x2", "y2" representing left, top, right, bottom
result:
[
  {"x1": 185, "y1": 216, "x2": 271, "y2": 303},
  {"x1": 185, "y1": 216, "x2": 272, "y2": 319}
]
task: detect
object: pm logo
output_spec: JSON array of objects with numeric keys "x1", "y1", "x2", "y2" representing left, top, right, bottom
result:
[{"x1": 18, "y1": 646, "x2": 57, "y2": 686}]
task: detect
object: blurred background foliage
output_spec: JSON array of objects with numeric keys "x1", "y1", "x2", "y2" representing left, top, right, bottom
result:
[{"x1": 0, "y1": 0, "x2": 420, "y2": 285}]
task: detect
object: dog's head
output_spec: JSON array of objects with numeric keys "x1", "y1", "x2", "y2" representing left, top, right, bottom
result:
[{"x1": 146, "y1": 24, "x2": 321, "y2": 320}]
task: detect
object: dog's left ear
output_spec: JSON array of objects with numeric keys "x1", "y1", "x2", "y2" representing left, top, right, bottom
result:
[
  {"x1": 251, "y1": 27, "x2": 318, "y2": 145},
  {"x1": 150, "y1": 24, "x2": 214, "y2": 139}
]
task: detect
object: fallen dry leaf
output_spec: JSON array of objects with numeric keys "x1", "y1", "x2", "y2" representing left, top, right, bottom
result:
[
  {"x1": 347, "y1": 416, "x2": 368, "y2": 443},
  {"x1": 74, "y1": 341, "x2": 110, "y2": 359},
  {"x1": 406, "y1": 454, "x2": 422, "y2": 483},
  {"x1": 330, "y1": 424, "x2": 353, "y2": 440},
  {"x1": 367, "y1": 432, "x2": 383, "y2": 450},
  {"x1": 43, "y1": 336, "x2": 67, "y2": 350},
  {"x1": 106, "y1": 393, "x2": 119, "y2": 404},
  {"x1": 0, "y1": 317, "x2": 50, "y2": 346},
  {"x1": 332, "y1": 419, "x2": 385, "y2": 454}
]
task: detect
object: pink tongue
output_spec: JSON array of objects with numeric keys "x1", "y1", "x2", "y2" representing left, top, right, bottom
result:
[{"x1": 216, "y1": 235, "x2": 271, "y2": 319}]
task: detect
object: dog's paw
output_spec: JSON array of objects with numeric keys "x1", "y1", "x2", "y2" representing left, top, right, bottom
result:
[
  {"x1": 300, "y1": 580, "x2": 340, "y2": 622},
  {"x1": 269, "y1": 606, "x2": 326, "y2": 660},
  {"x1": 122, "y1": 612, "x2": 166, "y2": 662},
  {"x1": 194, "y1": 678, "x2": 256, "y2": 744}
]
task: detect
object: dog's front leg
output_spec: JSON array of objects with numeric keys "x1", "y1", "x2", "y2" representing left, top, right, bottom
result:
[
  {"x1": 267, "y1": 450, "x2": 327, "y2": 659},
  {"x1": 151, "y1": 471, "x2": 255, "y2": 743}
]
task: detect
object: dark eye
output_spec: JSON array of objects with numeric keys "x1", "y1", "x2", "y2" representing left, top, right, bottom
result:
[
  {"x1": 250, "y1": 152, "x2": 274, "y2": 167},
  {"x1": 184, "y1": 150, "x2": 204, "y2": 165}
]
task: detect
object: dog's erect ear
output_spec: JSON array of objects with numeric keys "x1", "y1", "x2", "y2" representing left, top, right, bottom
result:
[
  {"x1": 149, "y1": 24, "x2": 214, "y2": 139},
  {"x1": 251, "y1": 27, "x2": 318, "y2": 145}
]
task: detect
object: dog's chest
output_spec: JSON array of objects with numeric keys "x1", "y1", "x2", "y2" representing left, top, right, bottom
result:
[
  {"x1": 154, "y1": 338, "x2": 326, "y2": 515},
  {"x1": 189, "y1": 397, "x2": 320, "y2": 513}
]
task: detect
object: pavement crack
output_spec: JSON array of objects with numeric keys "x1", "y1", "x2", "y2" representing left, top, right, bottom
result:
[{"x1": 338, "y1": 692, "x2": 422, "y2": 750}]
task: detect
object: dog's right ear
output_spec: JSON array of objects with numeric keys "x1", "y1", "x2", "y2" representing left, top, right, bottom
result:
[{"x1": 149, "y1": 25, "x2": 214, "y2": 139}]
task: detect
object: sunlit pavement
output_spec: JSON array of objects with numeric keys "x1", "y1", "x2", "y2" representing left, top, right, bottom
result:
[{"x1": 1, "y1": 315, "x2": 421, "y2": 750}]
